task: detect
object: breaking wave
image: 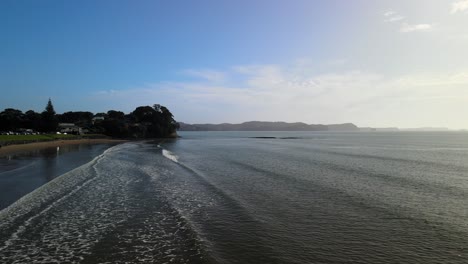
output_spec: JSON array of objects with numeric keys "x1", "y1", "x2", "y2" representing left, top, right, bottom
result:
[{"x1": 162, "y1": 149, "x2": 179, "y2": 163}]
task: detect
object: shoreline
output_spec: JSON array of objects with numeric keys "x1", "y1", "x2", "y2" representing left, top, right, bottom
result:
[{"x1": 0, "y1": 139, "x2": 128, "y2": 157}]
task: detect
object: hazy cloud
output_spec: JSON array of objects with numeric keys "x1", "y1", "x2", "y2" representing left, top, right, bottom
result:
[
  {"x1": 92, "y1": 63, "x2": 468, "y2": 128},
  {"x1": 383, "y1": 10, "x2": 404, "y2": 22},
  {"x1": 327, "y1": 59, "x2": 347, "y2": 66},
  {"x1": 451, "y1": 0, "x2": 468, "y2": 13},
  {"x1": 385, "y1": 15, "x2": 405, "y2": 22},
  {"x1": 181, "y1": 69, "x2": 226, "y2": 82},
  {"x1": 400, "y1": 23, "x2": 433, "y2": 33},
  {"x1": 383, "y1": 10, "x2": 433, "y2": 34}
]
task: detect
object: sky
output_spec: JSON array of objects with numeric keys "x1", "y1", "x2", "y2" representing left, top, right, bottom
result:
[{"x1": 1, "y1": 0, "x2": 468, "y2": 129}]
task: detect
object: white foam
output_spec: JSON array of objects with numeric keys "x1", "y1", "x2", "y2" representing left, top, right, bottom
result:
[
  {"x1": 162, "y1": 149, "x2": 179, "y2": 163},
  {"x1": 0, "y1": 148, "x2": 116, "y2": 251},
  {"x1": 0, "y1": 144, "x2": 124, "y2": 244}
]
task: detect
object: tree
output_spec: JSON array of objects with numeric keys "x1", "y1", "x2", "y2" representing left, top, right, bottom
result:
[
  {"x1": 23, "y1": 110, "x2": 41, "y2": 130},
  {"x1": 97, "y1": 110, "x2": 128, "y2": 137},
  {"x1": 1, "y1": 101, "x2": 178, "y2": 138},
  {"x1": 45, "y1": 98, "x2": 55, "y2": 115},
  {"x1": 107, "y1": 110, "x2": 125, "y2": 120},
  {"x1": 154, "y1": 104, "x2": 179, "y2": 136},
  {"x1": 0, "y1": 108, "x2": 23, "y2": 131},
  {"x1": 131, "y1": 106, "x2": 155, "y2": 123},
  {"x1": 123, "y1": 104, "x2": 177, "y2": 138},
  {"x1": 40, "y1": 98, "x2": 58, "y2": 132},
  {"x1": 58, "y1": 111, "x2": 93, "y2": 126}
]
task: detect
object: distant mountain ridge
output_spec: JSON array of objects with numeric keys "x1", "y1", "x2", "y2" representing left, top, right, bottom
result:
[{"x1": 178, "y1": 121, "x2": 359, "y2": 131}]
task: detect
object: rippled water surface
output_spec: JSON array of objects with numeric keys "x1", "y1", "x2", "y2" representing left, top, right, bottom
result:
[{"x1": 1, "y1": 132, "x2": 467, "y2": 263}]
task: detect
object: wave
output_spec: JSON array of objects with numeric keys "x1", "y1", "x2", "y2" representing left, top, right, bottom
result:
[
  {"x1": 162, "y1": 149, "x2": 179, "y2": 163},
  {"x1": 0, "y1": 145, "x2": 118, "y2": 248},
  {"x1": 0, "y1": 142, "x2": 211, "y2": 263}
]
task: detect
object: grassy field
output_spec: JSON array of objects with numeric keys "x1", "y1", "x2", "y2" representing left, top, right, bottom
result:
[
  {"x1": 0, "y1": 134, "x2": 111, "y2": 148},
  {"x1": 0, "y1": 134, "x2": 78, "y2": 142},
  {"x1": 0, "y1": 134, "x2": 110, "y2": 145}
]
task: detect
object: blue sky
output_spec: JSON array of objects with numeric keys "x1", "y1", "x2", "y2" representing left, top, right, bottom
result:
[{"x1": 1, "y1": 0, "x2": 468, "y2": 128}]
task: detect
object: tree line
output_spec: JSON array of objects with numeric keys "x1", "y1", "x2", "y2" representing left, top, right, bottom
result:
[{"x1": 0, "y1": 99, "x2": 179, "y2": 138}]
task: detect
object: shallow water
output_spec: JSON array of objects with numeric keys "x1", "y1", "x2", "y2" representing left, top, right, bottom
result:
[
  {"x1": 0, "y1": 132, "x2": 467, "y2": 263},
  {"x1": 0, "y1": 143, "x2": 115, "y2": 210}
]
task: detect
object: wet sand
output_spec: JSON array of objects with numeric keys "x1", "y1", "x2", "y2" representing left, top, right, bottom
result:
[{"x1": 0, "y1": 139, "x2": 128, "y2": 157}]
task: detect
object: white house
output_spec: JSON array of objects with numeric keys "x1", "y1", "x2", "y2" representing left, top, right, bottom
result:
[{"x1": 58, "y1": 123, "x2": 83, "y2": 135}]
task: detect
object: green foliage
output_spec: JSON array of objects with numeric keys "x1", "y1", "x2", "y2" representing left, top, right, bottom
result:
[
  {"x1": 45, "y1": 98, "x2": 56, "y2": 115},
  {"x1": 58, "y1": 111, "x2": 93, "y2": 125},
  {"x1": 100, "y1": 119, "x2": 129, "y2": 138},
  {"x1": 40, "y1": 99, "x2": 58, "y2": 132},
  {"x1": 90, "y1": 104, "x2": 178, "y2": 138},
  {"x1": 0, "y1": 109, "x2": 24, "y2": 131},
  {"x1": 1, "y1": 101, "x2": 178, "y2": 139},
  {"x1": 107, "y1": 110, "x2": 125, "y2": 120},
  {"x1": 24, "y1": 110, "x2": 42, "y2": 130},
  {"x1": 124, "y1": 104, "x2": 178, "y2": 138}
]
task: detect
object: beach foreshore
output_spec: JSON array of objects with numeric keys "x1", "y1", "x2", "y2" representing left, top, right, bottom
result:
[{"x1": 0, "y1": 139, "x2": 128, "y2": 157}]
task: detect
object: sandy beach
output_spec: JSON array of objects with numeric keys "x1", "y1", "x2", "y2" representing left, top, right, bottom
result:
[{"x1": 0, "y1": 139, "x2": 128, "y2": 157}]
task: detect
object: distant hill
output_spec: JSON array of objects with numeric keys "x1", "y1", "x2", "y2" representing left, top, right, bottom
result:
[
  {"x1": 178, "y1": 121, "x2": 359, "y2": 131},
  {"x1": 400, "y1": 127, "x2": 450, "y2": 131},
  {"x1": 359, "y1": 127, "x2": 452, "y2": 132}
]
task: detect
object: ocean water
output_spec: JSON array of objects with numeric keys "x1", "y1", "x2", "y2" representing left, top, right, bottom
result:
[{"x1": 0, "y1": 132, "x2": 467, "y2": 263}]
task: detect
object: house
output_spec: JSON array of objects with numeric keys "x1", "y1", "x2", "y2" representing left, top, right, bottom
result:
[
  {"x1": 58, "y1": 123, "x2": 83, "y2": 135},
  {"x1": 92, "y1": 116, "x2": 105, "y2": 124}
]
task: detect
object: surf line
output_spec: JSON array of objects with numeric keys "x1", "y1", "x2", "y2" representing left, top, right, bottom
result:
[
  {"x1": 162, "y1": 149, "x2": 179, "y2": 163},
  {"x1": 0, "y1": 153, "x2": 107, "y2": 250},
  {"x1": 0, "y1": 146, "x2": 116, "y2": 231}
]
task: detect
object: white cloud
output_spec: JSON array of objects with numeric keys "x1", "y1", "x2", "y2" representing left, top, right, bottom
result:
[
  {"x1": 400, "y1": 23, "x2": 433, "y2": 33},
  {"x1": 382, "y1": 10, "x2": 433, "y2": 34},
  {"x1": 451, "y1": 0, "x2": 468, "y2": 13},
  {"x1": 385, "y1": 15, "x2": 404, "y2": 22},
  {"x1": 394, "y1": 71, "x2": 468, "y2": 87},
  {"x1": 91, "y1": 64, "x2": 468, "y2": 128},
  {"x1": 383, "y1": 10, "x2": 404, "y2": 23}
]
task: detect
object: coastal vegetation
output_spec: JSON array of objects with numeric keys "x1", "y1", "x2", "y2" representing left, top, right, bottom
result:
[{"x1": 0, "y1": 100, "x2": 179, "y2": 139}]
